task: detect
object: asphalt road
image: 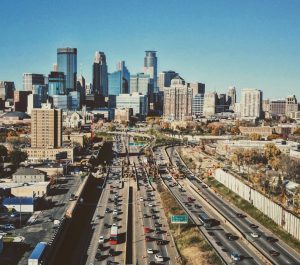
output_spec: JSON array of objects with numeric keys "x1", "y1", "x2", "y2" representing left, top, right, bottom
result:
[
  {"x1": 166, "y1": 146, "x2": 300, "y2": 265},
  {"x1": 154, "y1": 147, "x2": 263, "y2": 265}
]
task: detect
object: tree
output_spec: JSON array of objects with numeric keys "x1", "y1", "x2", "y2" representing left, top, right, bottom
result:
[
  {"x1": 9, "y1": 150, "x2": 27, "y2": 166},
  {"x1": 230, "y1": 149, "x2": 244, "y2": 172},
  {"x1": 293, "y1": 127, "x2": 300, "y2": 136},
  {"x1": 0, "y1": 145, "x2": 8, "y2": 158},
  {"x1": 264, "y1": 143, "x2": 281, "y2": 161},
  {"x1": 249, "y1": 133, "x2": 262, "y2": 141},
  {"x1": 267, "y1": 134, "x2": 281, "y2": 141}
]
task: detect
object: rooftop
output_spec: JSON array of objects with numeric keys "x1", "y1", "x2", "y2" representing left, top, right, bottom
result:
[
  {"x1": 3, "y1": 197, "x2": 34, "y2": 205},
  {"x1": 13, "y1": 168, "x2": 45, "y2": 176}
]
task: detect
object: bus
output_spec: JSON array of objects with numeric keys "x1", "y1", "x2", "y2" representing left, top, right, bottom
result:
[
  {"x1": 28, "y1": 242, "x2": 47, "y2": 265},
  {"x1": 198, "y1": 212, "x2": 216, "y2": 228},
  {"x1": 109, "y1": 225, "x2": 118, "y2": 245}
]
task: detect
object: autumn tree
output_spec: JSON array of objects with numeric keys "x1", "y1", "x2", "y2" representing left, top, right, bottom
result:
[{"x1": 249, "y1": 133, "x2": 262, "y2": 141}]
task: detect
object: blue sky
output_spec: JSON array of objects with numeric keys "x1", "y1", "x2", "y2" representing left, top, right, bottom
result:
[{"x1": 0, "y1": 0, "x2": 299, "y2": 99}]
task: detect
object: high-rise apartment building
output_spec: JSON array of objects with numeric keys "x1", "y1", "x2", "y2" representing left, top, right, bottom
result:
[
  {"x1": 14, "y1": 91, "x2": 31, "y2": 112},
  {"x1": 31, "y1": 102, "x2": 62, "y2": 148},
  {"x1": 163, "y1": 76, "x2": 193, "y2": 121},
  {"x1": 57, "y1": 48, "x2": 77, "y2": 93},
  {"x1": 144, "y1": 51, "x2": 158, "y2": 92},
  {"x1": 188, "y1": 82, "x2": 205, "y2": 95},
  {"x1": 93, "y1": 51, "x2": 108, "y2": 96},
  {"x1": 48, "y1": 71, "x2": 66, "y2": 96},
  {"x1": 270, "y1": 99, "x2": 286, "y2": 117},
  {"x1": 240, "y1": 88, "x2": 262, "y2": 119},
  {"x1": 158, "y1": 71, "x2": 178, "y2": 91},
  {"x1": 286, "y1": 95, "x2": 298, "y2": 116},
  {"x1": 108, "y1": 61, "x2": 130, "y2": 96},
  {"x1": 0, "y1": 81, "x2": 15, "y2": 100},
  {"x1": 22, "y1": 73, "x2": 45, "y2": 92}
]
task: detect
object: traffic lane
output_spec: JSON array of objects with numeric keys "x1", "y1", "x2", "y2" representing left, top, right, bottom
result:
[
  {"x1": 192, "y1": 180, "x2": 300, "y2": 265},
  {"x1": 163, "y1": 174, "x2": 260, "y2": 265},
  {"x1": 168, "y1": 184, "x2": 259, "y2": 265}
]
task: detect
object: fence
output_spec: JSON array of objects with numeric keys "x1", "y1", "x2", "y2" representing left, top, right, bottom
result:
[{"x1": 215, "y1": 168, "x2": 300, "y2": 241}]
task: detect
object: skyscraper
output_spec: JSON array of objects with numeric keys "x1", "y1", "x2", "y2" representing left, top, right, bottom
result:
[
  {"x1": 31, "y1": 102, "x2": 62, "y2": 148},
  {"x1": 227, "y1": 86, "x2": 236, "y2": 107},
  {"x1": 48, "y1": 72, "x2": 66, "y2": 97},
  {"x1": 163, "y1": 76, "x2": 193, "y2": 121},
  {"x1": 130, "y1": 73, "x2": 153, "y2": 95},
  {"x1": 158, "y1": 70, "x2": 178, "y2": 91},
  {"x1": 22, "y1": 73, "x2": 45, "y2": 92},
  {"x1": 144, "y1": 51, "x2": 158, "y2": 92},
  {"x1": 108, "y1": 61, "x2": 130, "y2": 96},
  {"x1": 57, "y1": 47, "x2": 77, "y2": 93},
  {"x1": 240, "y1": 88, "x2": 263, "y2": 120},
  {"x1": 93, "y1": 51, "x2": 108, "y2": 97},
  {"x1": 0, "y1": 81, "x2": 15, "y2": 100}
]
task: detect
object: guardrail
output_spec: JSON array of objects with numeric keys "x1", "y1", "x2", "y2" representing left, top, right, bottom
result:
[{"x1": 172, "y1": 147, "x2": 274, "y2": 265}]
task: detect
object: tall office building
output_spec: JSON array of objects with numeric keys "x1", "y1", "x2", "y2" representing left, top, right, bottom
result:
[
  {"x1": 76, "y1": 74, "x2": 86, "y2": 106},
  {"x1": 27, "y1": 84, "x2": 48, "y2": 115},
  {"x1": 227, "y1": 86, "x2": 236, "y2": 107},
  {"x1": 203, "y1": 92, "x2": 218, "y2": 117},
  {"x1": 144, "y1": 51, "x2": 158, "y2": 92},
  {"x1": 14, "y1": 91, "x2": 31, "y2": 112},
  {"x1": 108, "y1": 61, "x2": 130, "y2": 96},
  {"x1": 158, "y1": 71, "x2": 178, "y2": 90},
  {"x1": 0, "y1": 81, "x2": 15, "y2": 100},
  {"x1": 48, "y1": 72, "x2": 66, "y2": 96},
  {"x1": 22, "y1": 73, "x2": 45, "y2": 92},
  {"x1": 57, "y1": 47, "x2": 77, "y2": 93},
  {"x1": 163, "y1": 76, "x2": 193, "y2": 121},
  {"x1": 192, "y1": 94, "x2": 205, "y2": 117},
  {"x1": 240, "y1": 88, "x2": 263, "y2": 120},
  {"x1": 93, "y1": 51, "x2": 108, "y2": 96},
  {"x1": 188, "y1": 82, "x2": 205, "y2": 95},
  {"x1": 31, "y1": 102, "x2": 62, "y2": 148},
  {"x1": 130, "y1": 73, "x2": 153, "y2": 95},
  {"x1": 116, "y1": 93, "x2": 148, "y2": 117},
  {"x1": 286, "y1": 95, "x2": 298, "y2": 116}
]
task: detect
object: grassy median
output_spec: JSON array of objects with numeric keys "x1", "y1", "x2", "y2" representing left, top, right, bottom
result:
[{"x1": 156, "y1": 179, "x2": 222, "y2": 265}]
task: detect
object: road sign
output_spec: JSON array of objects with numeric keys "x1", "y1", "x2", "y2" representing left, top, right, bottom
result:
[
  {"x1": 171, "y1": 215, "x2": 188, "y2": 224},
  {"x1": 129, "y1": 142, "x2": 145, "y2": 146}
]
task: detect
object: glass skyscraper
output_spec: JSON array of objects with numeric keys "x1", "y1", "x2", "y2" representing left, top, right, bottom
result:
[
  {"x1": 22, "y1": 73, "x2": 45, "y2": 91},
  {"x1": 108, "y1": 61, "x2": 130, "y2": 96},
  {"x1": 48, "y1": 72, "x2": 66, "y2": 97},
  {"x1": 93, "y1": 51, "x2": 108, "y2": 97},
  {"x1": 57, "y1": 47, "x2": 77, "y2": 93},
  {"x1": 144, "y1": 51, "x2": 158, "y2": 92}
]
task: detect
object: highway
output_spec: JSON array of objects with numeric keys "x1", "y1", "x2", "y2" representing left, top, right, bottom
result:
[
  {"x1": 153, "y1": 147, "x2": 264, "y2": 265},
  {"x1": 166, "y1": 146, "x2": 300, "y2": 265}
]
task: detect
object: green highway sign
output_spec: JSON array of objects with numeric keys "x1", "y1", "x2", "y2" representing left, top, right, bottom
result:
[
  {"x1": 129, "y1": 142, "x2": 145, "y2": 146},
  {"x1": 171, "y1": 215, "x2": 188, "y2": 224}
]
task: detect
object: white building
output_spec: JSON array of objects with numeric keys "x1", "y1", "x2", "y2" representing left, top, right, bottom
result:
[
  {"x1": 203, "y1": 92, "x2": 217, "y2": 117},
  {"x1": 240, "y1": 88, "x2": 262, "y2": 120},
  {"x1": 116, "y1": 93, "x2": 148, "y2": 117}
]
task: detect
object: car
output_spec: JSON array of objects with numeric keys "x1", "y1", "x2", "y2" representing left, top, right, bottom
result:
[
  {"x1": 113, "y1": 209, "x2": 118, "y2": 215},
  {"x1": 156, "y1": 239, "x2": 168, "y2": 245},
  {"x1": 152, "y1": 215, "x2": 156, "y2": 219},
  {"x1": 249, "y1": 223, "x2": 258, "y2": 229},
  {"x1": 3, "y1": 224, "x2": 15, "y2": 230},
  {"x1": 230, "y1": 252, "x2": 241, "y2": 261},
  {"x1": 202, "y1": 184, "x2": 208, "y2": 188},
  {"x1": 155, "y1": 228, "x2": 161, "y2": 234},
  {"x1": 109, "y1": 249, "x2": 115, "y2": 256},
  {"x1": 140, "y1": 197, "x2": 144, "y2": 202},
  {"x1": 226, "y1": 233, "x2": 237, "y2": 241},
  {"x1": 154, "y1": 222, "x2": 161, "y2": 227},
  {"x1": 148, "y1": 203, "x2": 153, "y2": 207},
  {"x1": 95, "y1": 252, "x2": 102, "y2": 260},
  {"x1": 147, "y1": 248, "x2": 154, "y2": 254},
  {"x1": 105, "y1": 208, "x2": 110, "y2": 213},
  {"x1": 208, "y1": 231, "x2": 215, "y2": 236},
  {"x1": 113, "y1": 216, "x2": 118, "y2": 221},
  {"x1": 98, "y1": 236, "x2": 104, "y2": 243},
  {"x1": 266, "y1": 236, "x2": 277, "y2": 243},
  {"x1": 155, "y1": 254, "x2": 164, "y2": 262},
  {"x1": 143, "y1": 214, "x2": 148, "y2": 218},
  {"x1": 145, "y1": 236, "x2": 151, "y2": 241},
  {"x1": 144, "y1": 227, "x2": 151, "y2": 233},
  {"x1": 194, "y1": 204, "x2": 201, "y2": 209},
  {"x1": 236, "y1": 213, "x2": 246, "y2": 218},
  {"x1": 216, "y1": 241, "x2": 222, "y2": 246},
  {"x1": 104, "y1": 223, "x2": 110, "y2": 229},
  {"x1": 269, "y1": 250, "x2": 280, "y2": 256},
  {"x1": 250, "y1": 232, "x2": 259, "y2": 238},
  {"x1": 95, "y1": 215, "x2": 101, "y2": 220}
]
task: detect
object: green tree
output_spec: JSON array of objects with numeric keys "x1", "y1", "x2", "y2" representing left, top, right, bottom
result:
[{"x1": 9, "y1": 150, "x2": 27, "y2": 166}]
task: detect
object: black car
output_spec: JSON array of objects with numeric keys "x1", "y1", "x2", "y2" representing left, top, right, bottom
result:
[
  {"x1": 104, "y1": 223, "x2": 110, "y2": 229},
  {"x1": 157, "y1": 239, "x2": 168, "y2": 245},
  {"x1": 143, "y1": 214, "x2": 148, "y2": 218},
  {"x1": 109, "y1": 249, "x2": 115, "y2": 256},
  {"x1": 95, "y1": 252, "x2": 101, "y2": 260},
  {"x1": 154, "y1": 222, "x2": 161, "y2": 227}
]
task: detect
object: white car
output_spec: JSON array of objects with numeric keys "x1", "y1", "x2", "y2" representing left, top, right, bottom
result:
[
  {"x1": 147, "y1": 248, "x2": 154, "y2": 254},
  {"x1": 113, "y1": 210, "x2": 118, "y2": 215},
  {"x1": 155, "y1": 254, "x2": 164, "y2": 262},
  {"x1": 230, "y1": 253, "x2": 241, "y2": 261},
  {"x1": 98, "y1": 236, "x2": 104, "y2": 243},
  {"x1": 250, "y1": 232, "x2": 259, "y2": 238},
  {"x1": 148, "y1": 203, "x2": 153, "y2": 207},
  {"x1": 140, "y1": 197, "x2": 144, "y2": 202}
]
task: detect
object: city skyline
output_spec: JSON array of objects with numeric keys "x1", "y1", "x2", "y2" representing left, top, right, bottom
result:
[{"x1": 0, "y1": 0, "x2": 300, "y2": 98}]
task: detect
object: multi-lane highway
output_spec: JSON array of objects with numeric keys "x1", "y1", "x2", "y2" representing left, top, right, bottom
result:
[
  {"x1": 153, "y1": 147, "x2": 266, "y2": 264},
  {"x1": 164, "y1": 146, "x2": 300, "y2": 265}
]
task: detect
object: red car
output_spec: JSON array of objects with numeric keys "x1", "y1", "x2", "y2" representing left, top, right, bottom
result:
[
  {"x1": 144, "y1": 227, "x2": 151, "y2": 233},
  {"x1": 145, "y1": 236, "x2": 151, "y2": 241},
  {"x1": 187, "y1": 197, "x2": 194, "y2": 203}
]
